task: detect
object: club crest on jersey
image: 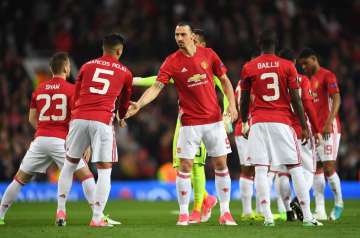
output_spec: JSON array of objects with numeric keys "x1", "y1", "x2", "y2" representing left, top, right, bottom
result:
[{"x1": 200, "y1": 61, "x2": 208, "y2": 69}]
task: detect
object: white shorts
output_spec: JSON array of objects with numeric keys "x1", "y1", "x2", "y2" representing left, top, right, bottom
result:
[
  {"x1": 235, "y1": 136, "x2": 251, "y2": 166},
  {"x1": 316, "y1": 133, "x2": 341, "y2": 162},
  {"x1": 66, "y1": 119, "x2": 117, "y2": 163},
  {"x1": 248, "y1": 123, "x2": 300, "y2": 166},
  {"x1": 270, "y1": 138, "x2": 316, "y2": 173},
  {"x1": 176, "y1": 121, "x2": 231, "y2": 159},
  {"x1": 300, "y1": 138, "x2": 316, "y2": 173},
  {"x1": 19, "y1": 136, "x2": 86, "y2": 174}
]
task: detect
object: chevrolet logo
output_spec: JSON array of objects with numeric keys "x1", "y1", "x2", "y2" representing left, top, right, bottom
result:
[{"x1": 187, "y1": 74, "x2": 206, "y2": 83}]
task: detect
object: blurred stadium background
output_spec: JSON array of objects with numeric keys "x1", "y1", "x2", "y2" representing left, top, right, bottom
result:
[{"x1": 0, "y1": 0, "x2": 360, "y2": 201}]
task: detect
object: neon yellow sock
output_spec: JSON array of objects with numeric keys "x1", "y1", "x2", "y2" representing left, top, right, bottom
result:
[{"x1": 191, "y1": 163, "x2": 206, "y2": 212}]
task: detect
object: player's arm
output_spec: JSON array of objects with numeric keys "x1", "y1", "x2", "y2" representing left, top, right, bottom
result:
[
  {"x1": 290, "y1": 89, "x2": 309, "y2": 142},
  {"x1": 219, "y1": 74, "x2": 238, "y2": 122},
  {"x1": 323, "y1": 72, "x2": 341, "y2": 140},
  {"x1": 28, "y1": 108, "x2": 38, "y2": 129},
  {"x1": 133, "y1": 76, "x2": 174, "y2": 87},
  {"x1": 118, "y1": 72, "x2": 133, "y2": 119},
  {"x1": 73, "y1": 66, "x2": 84, "y2": 104}
]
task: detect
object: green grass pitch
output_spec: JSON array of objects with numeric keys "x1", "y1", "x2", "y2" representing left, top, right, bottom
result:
[{"x1": 1, "y1": 200, "x2": 359, "y2": 238}]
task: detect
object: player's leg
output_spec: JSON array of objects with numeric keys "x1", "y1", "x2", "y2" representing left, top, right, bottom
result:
[
  {"x1": 268, "y1": 170, "x2": 286, "y2": 218},
  {"x1": 270, "y1": 124, "x2": 321, "y2": 226},
  {"x1": 0, "y1": 137, "x2": 55, "y2": 224},
  {"x1": 189, "y1": 161, "x2": 205, "y2": 223},
  {"x1": 88, "y1": 121, "x2": 116, "y2": 227},
  {"x1": 203, "y1": 121, "x2": 236, "y2": 225},
  {"x1": 275, "y1": 173, "x2": 295, "y2": 221},
  {"x1": 247, "y1": 123, "x2": 273, "y2": 226},
  {"x1": 235, "y1": 135, "x2": 255, "y2": 220},
  {"x1": 57, "y1": 120, "x2": 90, "y2": 226},
  {"x1": 173, "y1": 122, "x2": 198, "y2": 225},
  {"x1": 0, "y1": 170, "x2": 33, "y2": 224},
  {"x1": 322, "y1": 134, "x2": 343, "y2": 220},
  {"x1": 239, "y1": 165, "x2": 255, "y2": 219},
  {"x1": 313, "y1": 163, "x2": 327, "y2": 219},
  {"x1": 74, "y1": 161, "x2": 96, "y2": 210}
]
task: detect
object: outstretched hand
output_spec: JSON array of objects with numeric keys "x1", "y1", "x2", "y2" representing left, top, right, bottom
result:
[{"x1": 125, "y1": 101, "x2": 141, "y2": 119}]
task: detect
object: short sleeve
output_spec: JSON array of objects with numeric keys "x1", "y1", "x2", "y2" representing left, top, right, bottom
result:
[
  {"x1": 156, "y1": 57, "x2": 172, "y2": 85},
  {"x1": 240, "y1": 64, "x2": 251, "y2": 91},
  {"x1": 300, "y1": 75, "x2": 312, "y2": 101},
  {"x1": 210, "y1": 49, "x2": 227, "y2": 77},
  {"x1": 30, "y1": 92, "x2": 36, "y2": 108},
  {"x1": 287, "y1": 63, "x2": 299, "y2": 89},
  {"x1": 326, "y1": 72, "x2": 340, "y2": 95}
]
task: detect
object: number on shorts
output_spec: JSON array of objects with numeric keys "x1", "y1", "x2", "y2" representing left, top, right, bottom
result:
[
  {"x1": 36, "y1": 94, "x2": 67, "y2": 121},
  {"x1": 260, "y1": 72, "x2": 280, "y2": 101},
  {"x1": 89, "y1": 68, "x2": 113, "y2": 95}
]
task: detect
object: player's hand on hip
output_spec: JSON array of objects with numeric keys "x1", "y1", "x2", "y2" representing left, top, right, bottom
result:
[
  {"x1": 301, "y1": 127, "x2": 310, "y2": 145},
  {"x1": 322, "y1": 122, "x2": 332, "y2": 141},
  {"x1": 119, "y1": 119, "x2": 127, "y2": 128},
  {"x1": 125, "y1": 101, "x2": 140, "y2": 119},
  {"x1": 314, "y1": 133, "x2": 322, "y2": 147},
  {"x1": 226, "y1": 105, "x2": 238, "y2": 123}
]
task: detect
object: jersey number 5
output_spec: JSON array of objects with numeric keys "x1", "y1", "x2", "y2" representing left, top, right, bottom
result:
[
  {"x1": 260, "y1": 72, "x2": 280, "y2": 101},
  {"x1": 90, "y1": 68, "x2": 113, "y2": 95},
  {"x1": 37, "y1": 94, "x2": 67, "y2": 121}
]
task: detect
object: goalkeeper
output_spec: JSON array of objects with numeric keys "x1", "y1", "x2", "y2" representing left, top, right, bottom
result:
[{"x1": 132, "y1": 29, "x2": 231, "y2": 223}]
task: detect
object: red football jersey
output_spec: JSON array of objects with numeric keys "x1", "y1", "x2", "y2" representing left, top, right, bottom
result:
[
  {"x1": 240, "y1": 54, "x2": 299, "y2": 125},
  {"x1": 309, "y1": 67, "x2": 341, "y2": 133},
  {"x1": 72, "y1": 55, "x2": 133, "y2": 125},
  {"x1": 30, "y1": 77, "x2": 74, "y2": 139},
  {"x1": 291, "y1": 74, "x2": 319, "y2": 138},
  {"x1": 157, "y1": 46, "x2": 227, "y2": 126}
]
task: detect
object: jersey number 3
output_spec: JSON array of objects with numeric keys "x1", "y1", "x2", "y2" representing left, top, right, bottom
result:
[
  {"x1": 37, "y1": 94, "x2": 67, "y2": 121},
  {"x1": 90, "y1": 68, "x2": 113, "y2": 95},
  {"x1": 260, "y1": 72, "x2": 280, "y2": 101}
]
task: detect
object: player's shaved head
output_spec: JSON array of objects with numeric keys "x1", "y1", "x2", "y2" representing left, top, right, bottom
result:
[
  {"x1": 49, "y1": 52, "x2": 69, "y2": 75},
  {"x1": 102, "y1": 33, "x2": 125, "y2": 56},
  {"x1": 258, "y1": 29, "x2": 277, "y2": 53}
]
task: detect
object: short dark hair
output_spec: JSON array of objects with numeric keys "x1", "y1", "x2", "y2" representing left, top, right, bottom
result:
[
  {"x1": 257, "y1": 29, "x2": 277, "y2": 51},
  {"x1": 102, "y1": 33, "x2": 125, "y2": 50},
  {"x1": 49, "y1": 52, "x2": 69, "y2": 74},
  {"x1": 279, "y1": 48, "x2": 295, "y2": 61},
  {"x1": 176, "y1": 22, "x2": 193, "y2": 32},
  {"x1": 298, "y1": 47, "x2": 317, "y2": 59},
  {"x1": 193, "y1": 28, "x2": 206, "y2": 42}
]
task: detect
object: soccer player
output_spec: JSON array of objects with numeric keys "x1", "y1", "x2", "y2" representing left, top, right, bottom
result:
[
  {"x1": 298, "y1": 48, "x2": 343, "y2": 220},
  {"x1": 0, "y1": 52, "x2": 99, "y2": 225},
  {"x1": 273, "y1": 48, "x2": 322, "y2": 221},
  {"x1": 240, "y1": 30, "x2": 322, "y2": 226},
  {"x1": 56, "y1": 34, "x2": 133, "y2": 227},
  {"x1": 126, "y1": 22, "x2": 238, "y2": 226}
]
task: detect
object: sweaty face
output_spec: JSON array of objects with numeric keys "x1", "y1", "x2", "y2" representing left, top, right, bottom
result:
[
  {"x1": 299, "y1": 56, "x2": 316, "y2": 76},
  {"x1": 175, "y1": 25, "x2": 194, "y2": 49}
]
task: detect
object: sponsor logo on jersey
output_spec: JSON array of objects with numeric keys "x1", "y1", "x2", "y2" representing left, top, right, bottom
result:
[
  {"x1": 181, "y1": 67, "x2": 188, "y2": 73},
  {"x1": 187, "y1": 74, "x2": 207, "y2": 83}
]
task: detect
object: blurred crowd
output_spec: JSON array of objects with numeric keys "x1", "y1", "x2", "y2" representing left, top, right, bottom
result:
[{"x1": 0, "y1": 0, "x2": 360, "y2": 181}]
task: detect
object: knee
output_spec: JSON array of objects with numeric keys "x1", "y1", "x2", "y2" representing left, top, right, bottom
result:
[
  {"x1": 323, "y1": 164, "x2": 335, "y2": 177},
  {"x1": 179, "y1": 159, "x2": 193, "y2": 173},
  {"x1": 15, "y1": 170, "x2": 32, "y2": 184},
  {"x1": 212, "y1": 156, "x2": 227, "y2": 170}
]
